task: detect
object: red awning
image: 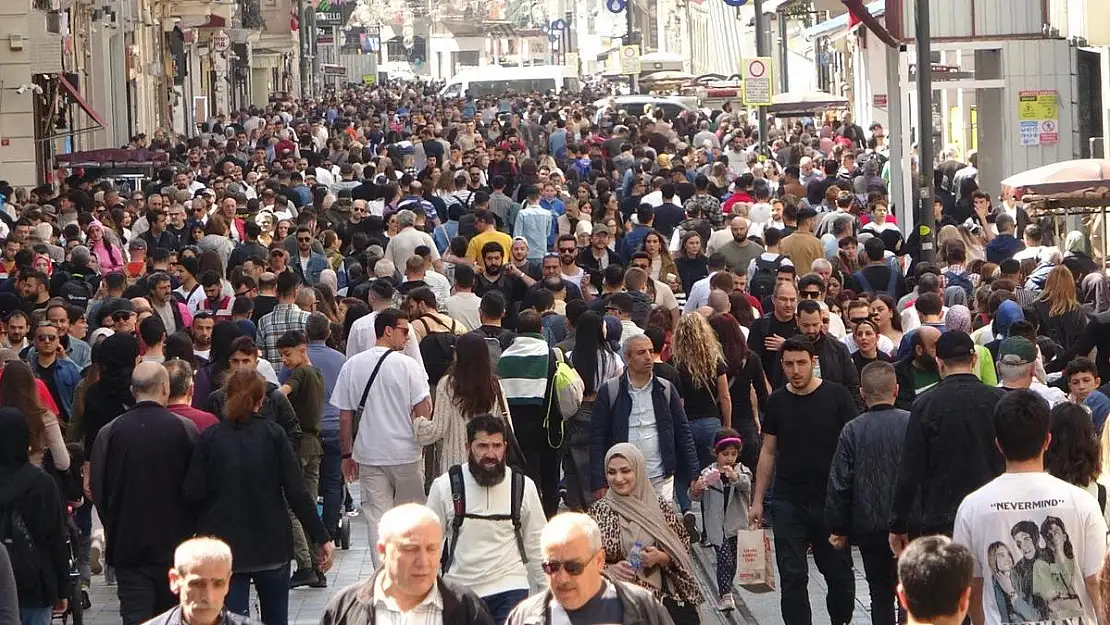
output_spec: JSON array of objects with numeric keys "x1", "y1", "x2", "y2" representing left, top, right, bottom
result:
[{"x1": 58, "y1": 74, "x2": 107, "y2": 128}]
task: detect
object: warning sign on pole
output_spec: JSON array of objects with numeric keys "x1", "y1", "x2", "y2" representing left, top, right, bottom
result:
[
  {"x1": 742, "y1": 57, "x2": 774, "y2": 106},
  {"x1": 620, "y1": 45, "x2": 641, "y2": 75}
]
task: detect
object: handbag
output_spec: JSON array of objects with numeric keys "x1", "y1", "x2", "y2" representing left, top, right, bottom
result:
[{"x1": 661, "y1": 573, "x2": 701, "y2": 625}]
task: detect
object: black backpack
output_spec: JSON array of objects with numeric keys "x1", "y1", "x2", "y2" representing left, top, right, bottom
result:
[
  {"x1": 441, "y1": 464, "x2": 527, "y2": 574},
  {"x1": 0, "y1": 466, "x2": 42, "y2": 600},
  {"x1": 416, "y1": 315, "x2": 461, "y2": 385},
  {"x1": 750, "y1": 254, "x2": 785, "y2": 300}
]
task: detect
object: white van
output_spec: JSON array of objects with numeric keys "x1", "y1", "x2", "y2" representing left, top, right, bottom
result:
[{"x1": 439, "y1": 65, "x2": 580, "y2": 98}]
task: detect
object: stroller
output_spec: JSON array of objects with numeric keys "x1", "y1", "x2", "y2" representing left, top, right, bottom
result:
[{"x1": 52, "y1": 503, "x2": 86, "y2": 625}]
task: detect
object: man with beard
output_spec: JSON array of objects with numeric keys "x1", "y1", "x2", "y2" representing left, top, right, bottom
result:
[
  {"x1": 747, "y1": 280, "x2": 801, "y2": 388},
  {"x1": 528, "y1": 253, "x2": 583, "y2": 303},
  {"x1": 426, "y1": 414, "x2": 546, "y2": 625},
  {"x1": 475, "y1": 242, "x2": 530, "y2": 329},
  {"x1": 893, "y1": 325, "x2": 941, "y2": 410},
  {"x1": 796, "y1": 299, "x2": 862, "y2": 409}
]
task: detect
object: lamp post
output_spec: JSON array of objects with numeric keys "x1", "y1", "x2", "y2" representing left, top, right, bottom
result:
[{"x1": 915, "y1": 0, "x2": 935, "y2": 261}]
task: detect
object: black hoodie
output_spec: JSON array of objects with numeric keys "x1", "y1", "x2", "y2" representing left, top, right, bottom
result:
[{"x1": 0, "y1": 408, "x2": 69, "y2": 608}]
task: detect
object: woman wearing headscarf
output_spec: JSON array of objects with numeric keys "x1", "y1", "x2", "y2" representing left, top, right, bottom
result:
[
  {"x1": 589, "y1": 443, "x2": 703, "y2": 622},
  {"x1": 0, "y1": 408, "x2": 70, "y2": 625},
  {"x1": 943, "y1": 305, "x2": 998, "y2": 386},
  {"x1": 1081, "y1": 272, "x2": 1110, "y2": 315},
  {"x1": 86, "y1": 219, "x2": 126, "y2": 274},
  {"x1": 80, "y1": 333, "x2": 139, "y2": 456}
]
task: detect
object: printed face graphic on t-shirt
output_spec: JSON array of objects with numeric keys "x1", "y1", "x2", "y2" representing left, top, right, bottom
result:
[{"x1": 989, "y1": 516, "x2": 1084, "y2": 624}]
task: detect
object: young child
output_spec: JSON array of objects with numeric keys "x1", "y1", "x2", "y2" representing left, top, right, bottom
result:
[{"x1": 692, "y1": 428, "x2": 753, "y2": 612}]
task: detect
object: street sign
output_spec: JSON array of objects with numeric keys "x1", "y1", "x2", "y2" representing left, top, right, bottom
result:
[
  {"x1": 211, "y1": 30, "x2": 230, "y2": 53},
  {"x1": 1018, "y1": 90, "x2": 1059, "y2": 146},
  {"x1": 620, "y1": 45, "x2": 640, "y2": 75},
  {"x1": 742, "y1": 57, "x2": 773, "y2": 105}
]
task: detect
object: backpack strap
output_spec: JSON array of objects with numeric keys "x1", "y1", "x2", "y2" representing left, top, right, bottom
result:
[
  {"x1": 353, "y1": 351, "x2": 393, "y2": 437},
  {"x1": 885, "y1": 265, "x2": 899, "y2": 295},
  {"x1": 510, "y1": 468, "x2": 528, "y2": 564},
  {"x1": 853, "y1": 271, "x2": 874, "y2": 293},
  {"x1": 442, "y1": 464, "x2": 467, "y2": 574},
  {"x1": 1099, "y1": 484, "x2": 1107, "y2": 512}
]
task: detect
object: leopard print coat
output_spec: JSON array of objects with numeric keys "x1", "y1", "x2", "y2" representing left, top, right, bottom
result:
[{"x1": 588, "y1": 496, "x2": 705, "y2": 605}]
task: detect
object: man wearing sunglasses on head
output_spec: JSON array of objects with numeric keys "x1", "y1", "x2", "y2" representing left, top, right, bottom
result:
[{"x1": 505, "y1": 513, "x2": 673, "y2": 625}]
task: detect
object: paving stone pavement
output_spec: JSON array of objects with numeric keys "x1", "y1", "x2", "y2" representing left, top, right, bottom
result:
[{"x1": 79, "y1": 504, "x2": 877, "y2": 625}]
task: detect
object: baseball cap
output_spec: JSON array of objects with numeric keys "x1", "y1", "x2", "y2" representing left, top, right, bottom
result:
[
  {"x1": 935, "y1": 330, "x2": 976, "y2": 361},
  {"x1": 591, "y1": 224, "x2": 610, "y2": 236},
  {"x1": 128, "y1": 238, "x2": 147, "y2": 251},
  {"x1": 998, "y1": 336, "x2": 1037, "y2": 366}
]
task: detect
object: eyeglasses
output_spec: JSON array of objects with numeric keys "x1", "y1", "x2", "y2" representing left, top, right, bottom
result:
[
  {"x1": 801, "y1": 290, "x2": 822, "y2": 299},
  {"x1": 391, "y1": 325, "x2": 410, "y2": 336},
  {"x1": 35, "y1": 334, "x2": 58, "y2": 342},
  {"x1": 541, "y1": 557, "x2": 594, "y2": 576}
]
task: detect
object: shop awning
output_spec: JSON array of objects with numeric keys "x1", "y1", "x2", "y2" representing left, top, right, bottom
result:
[
  {"x1": 802, "y1": 0, "x2": 883, "y2": 40},
  {"x1": 58, "y1": 74, "x2": 106, "y2": 129}
]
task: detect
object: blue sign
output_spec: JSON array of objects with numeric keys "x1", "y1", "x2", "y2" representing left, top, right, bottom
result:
[
  {"x1": 551, "y1": 18, "x2": 567, "y2": 30},
  {"x1": 722, "y1": 0, "x2": 748, "y2": 5},
  {"x1": 606, "y1": 0, "x2": 627, "y2": 13}
]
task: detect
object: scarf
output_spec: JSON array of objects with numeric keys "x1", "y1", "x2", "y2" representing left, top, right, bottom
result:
[
  {"x1": 602, "y1": 443, "x2": 696, "y2": 591},
  {"x1": 497, "y1": 334, "x2": 550, "y2": 406}
]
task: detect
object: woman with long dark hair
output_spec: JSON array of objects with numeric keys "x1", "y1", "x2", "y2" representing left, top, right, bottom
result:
[
  {"x1": 1047, "y1": 403, "x2": 1107, "y2": 522},
  {"x1": 413, "y1": 332, "x2": 512, "y2": 477},
  {"x1": 185, "y1": 369, "x2": 334, "y2": 625},
  {"x1": 561, "y1": 311, "x2": 625, "y2": 510},
  {"x1": 707, "y1": 314, "x2": 766, "y2": 473},
  {"x1": 675, "y1": 231, "x2": 709, "y2": 298},
  {"x1": 1, "y1": 361, "x2": 69, "y2": 470},
  {"x1": 80, "y1": 333, "x2": 139, "y2": 456},
  {"x1": 191, "y1": 322, "x2": 248, "y2": 409}
]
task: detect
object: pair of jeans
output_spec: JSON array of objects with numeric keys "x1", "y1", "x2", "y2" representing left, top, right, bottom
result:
[
  {"x1": 20, "y1": 608, "x2": 52, "y2": 625},
  {"x1": 227, "y1": 563, "x2": 291, "y2": 625},
  {"x1": 115, "y1": 565, "x2": 177, "y2": 625},
  {"x1": 319, "y1": 428, "x2": 343, "y2": 541},
  {"x1": 482, "y1": 588, "x2": 529, "y2": 625},
  {"x1": 771, "y1": 496, "x2": 856, "y2": 625},
  {"x1": 677, "y1": 417, "x2": 720, "y2": 512},
  {"x1": 856, "y1": 533, "x2": 898, "y2": 625}
]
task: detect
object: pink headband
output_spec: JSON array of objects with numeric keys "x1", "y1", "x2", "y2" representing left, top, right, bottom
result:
[{"x1": 715, "y1": 437, "x2": 742, "y2": 450}]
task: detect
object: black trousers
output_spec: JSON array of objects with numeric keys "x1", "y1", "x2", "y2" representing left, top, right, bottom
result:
[
  {"x1": 856, "y1": 533, "x2": 898, "y2": 625},
  {"x1": 772, "y1": 497, "x2": 856, "y2": 625},
  {"x1": 115, "y1": 565, "x2": 176, "y2": 625},
  {"x1": 513, "y1": 407, "x2": 563, "y2": 518}
]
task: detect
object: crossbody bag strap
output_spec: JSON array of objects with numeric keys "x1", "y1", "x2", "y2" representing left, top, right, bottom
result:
[{"x1": 353, "y1": 351, "x2": 393, "y2": 438}]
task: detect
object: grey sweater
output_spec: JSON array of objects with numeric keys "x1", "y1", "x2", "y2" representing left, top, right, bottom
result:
[
  {"x1": 0, "y1": 543, "x2": 19, "y2": 625},
  {"x1": 696, "y1": 462, "x2": 752, "y2": 548}
]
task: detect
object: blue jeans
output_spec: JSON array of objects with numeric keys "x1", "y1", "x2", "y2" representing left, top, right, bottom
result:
[
  {"x1": 20, "y1": 608, "x2": 52, "y2": 625},
  {"x1": 677, "y1": 417, "x2": 720, "y2": 511},
  {"x1": 320, "y1": 428, "x2": 343, "y2": 539},
  {"x1": 227, "y1": 563, "x2": 290, "y2": 625},
  {"x1": 482, "y1": 589, "x2": 529, "y2": 625}
]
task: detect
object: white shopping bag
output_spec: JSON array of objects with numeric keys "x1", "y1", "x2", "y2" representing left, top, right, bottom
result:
[{"x1": 736, "y1": 529, "x2": 776, "y2": 592}]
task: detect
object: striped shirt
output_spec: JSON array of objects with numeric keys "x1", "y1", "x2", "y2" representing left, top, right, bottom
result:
[
  {"x1": 373, "y1": 573, "x2": 444, "y2": 625},
  {"x1": 257, "y1": 303, "x2": 309, "y2": 362}
]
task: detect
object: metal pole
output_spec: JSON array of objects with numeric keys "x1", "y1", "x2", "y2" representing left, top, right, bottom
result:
[
  {"x1": 778, "y1": 11, "x2": 788, "y2": 94},
  {"x1": 298, "y1": 0, "x2": 309, "y2": 98},
  {"x1": 754, "y1": 0, "x2": 767, "y2": 153},
  {"x1": 914, "y1": 0, "x2": 935, "y2": 261},
  {"x1": 627, "y1": 4, "x2": 638, "y2": 94}
]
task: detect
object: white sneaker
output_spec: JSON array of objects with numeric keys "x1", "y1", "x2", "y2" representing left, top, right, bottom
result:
[{"x1": 717, "y1": 593, "x2": 735, "y2": 612}]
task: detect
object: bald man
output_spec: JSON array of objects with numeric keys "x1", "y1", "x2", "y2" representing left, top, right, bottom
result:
[
  {"x1": 718, "y1": 216, "x2": 764, "y2": 274},
  {"x1": 91, "y1": 361, "x2": 199, "y2": 625},
  {"x1": 322, "y1": 504, "x2": 494, "y2": 625}
]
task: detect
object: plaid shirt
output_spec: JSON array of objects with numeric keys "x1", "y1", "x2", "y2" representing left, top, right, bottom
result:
[
  {"x1": 257, "y1": 303, "x2": 309, "y2": 362},
  {"x1": 683, "y1": 193, "x2": 725, "y2": 228}
]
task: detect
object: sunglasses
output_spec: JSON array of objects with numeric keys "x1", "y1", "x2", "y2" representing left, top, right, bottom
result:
[
  {"x1": 36, "y1": 334, "x2": 58, "y2": 342},
  {"x1": 558, "y1": 247, "x2": 576, "y2": 253},
  {"x1": 297, "y1": 237, "x2": 312, "y2": 243},
  {"x1": 541, "y1": 557, "x2": 595, "y2": 576},
  {"x1": 801, "y1": 290, "x2": 822, "y2": 298},
  {"x1": 391, "y1": 325, "x2": 410, "y2": 336}
]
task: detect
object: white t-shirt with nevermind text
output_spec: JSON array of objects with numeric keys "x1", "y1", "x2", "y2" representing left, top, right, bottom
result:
[
  {"x1": 953, "y1": 472, "x2": 1107, "y2": 625},
  {"x1": 330, "y1": 345, "x2": 430, "y2": 466}
]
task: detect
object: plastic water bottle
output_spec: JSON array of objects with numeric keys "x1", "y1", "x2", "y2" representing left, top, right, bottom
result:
[{"x1": 627, "y1": 540, "x2": 645, "y2": 572}]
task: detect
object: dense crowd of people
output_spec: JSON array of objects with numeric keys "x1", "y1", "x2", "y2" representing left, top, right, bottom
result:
[{"x1": 1, "y1": 80, "x2": 1110, "y2": 625}]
